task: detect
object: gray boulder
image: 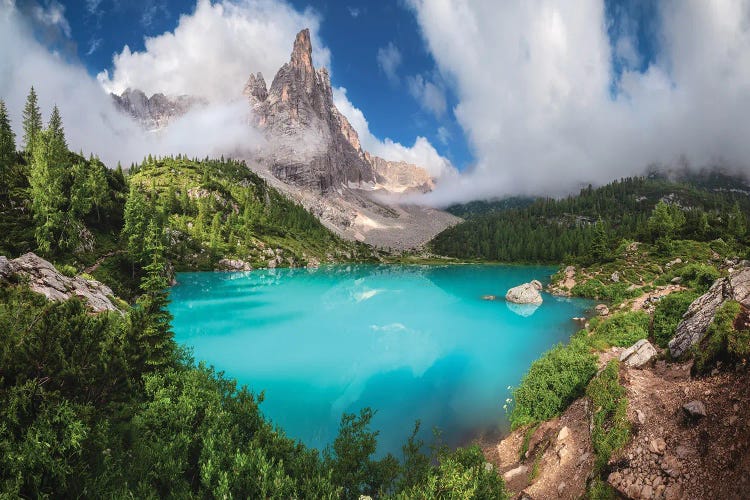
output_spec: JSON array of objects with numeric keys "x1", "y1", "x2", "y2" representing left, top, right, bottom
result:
[
  {"x1": 682, "y1": 400, "x2": 707, "y2": 419},
  {"x1": 505, "y1": 283, "x2": 543, "y2": 304},
  {"x1": 1, "y1": 253, "x2": 120, "y2": 313},
  {"x1": 620, "y1": 339, "x2": 658, "y2": 367},
  {"x1": 669, "y1": 268, "x2": 750, "y2": 358}
]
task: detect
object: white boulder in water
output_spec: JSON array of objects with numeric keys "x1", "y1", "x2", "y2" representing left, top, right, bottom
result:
[{"x1": 505, "y1": 282, "x2": 543, "y2": 304}]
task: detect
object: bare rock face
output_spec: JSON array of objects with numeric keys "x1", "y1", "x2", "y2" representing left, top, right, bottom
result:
[
  {"x1": 669, "y1": 268, "x2": 750, "y2": 358},
  {"x1": 246, "y1": 29, "x2": 375, "y2": 193},
  {"x1": 506, "y1": 283, "x2": 543, "y2": 304},
  {"x1": 620, "y1": 339, "x2": 658, "y2": 367},
  {"x1": 246, "y1": 29, "x2": 435, "y2": 196},
  {"x1": 1, "y1": 253, "x2": 120, "y2": 313},
  {"x1": 112, "y1": 88, "x2": 203, "y2": 130},
  {"x1": 365, "y1": 153, "x2": 434, "y2": 193}
]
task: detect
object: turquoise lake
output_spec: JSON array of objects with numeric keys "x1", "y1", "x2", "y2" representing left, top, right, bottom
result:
[{"x1": 169, "y1": 264, "x2": 591, "y2": 456}]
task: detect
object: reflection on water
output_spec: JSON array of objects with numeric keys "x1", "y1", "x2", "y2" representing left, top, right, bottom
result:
[{"x1": 170, "y1": 264, "x2": 591, "y2": 456}]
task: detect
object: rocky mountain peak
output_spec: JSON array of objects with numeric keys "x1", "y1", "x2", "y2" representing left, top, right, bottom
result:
[
  {"x1": 112, "y1": 88, "x2": 202, "y2": 130},
  {"x1": 243, "y1": 72, "x2": 268, "y2": 103},
  {"x1": 290, "y1": 28, "x2": 314, "y2": 76}
]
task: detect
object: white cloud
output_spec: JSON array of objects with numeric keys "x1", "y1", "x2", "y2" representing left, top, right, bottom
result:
[
  {"x1": 407, "y1": 0, "x2": 750, "y2": 204},
  {"x1": 333, "y1": 86, "x2": 456, "y2": 179},
  {"x1": 376, "y1": 42, "x2": 402, "y2": 85},
  {"x1": 86, "y1": 37, "x2": 101, "y2": 56},
  {"x1": 86, "y1": 0, "x2": 103, "y2": 16},
  {"x1": 0, "y1": 1, "x2": 263, "y2": 168},
  {"x1": 348, "y1": 6, "x2": 360, "y2": 18},
  {"x1": 31, "y1": 0, "x2": 71, "y2": 38},
  {"x1": 407, "y1": 74, "x2": 446, "y2": 117},
  {"x1": 437, "y1": 126, "x2": 451, "y2": 145},
  {"x1": 98, "y1": 0, "x2": 330, "y2": 102}
]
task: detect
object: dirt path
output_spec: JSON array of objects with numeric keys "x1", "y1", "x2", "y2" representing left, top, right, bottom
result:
[
  {"x1": 84, "y1": 250, "x2": 126, "y2": 274},
  {"x1": 609, "y1": 361, "x2": 750, "y2": 499}
]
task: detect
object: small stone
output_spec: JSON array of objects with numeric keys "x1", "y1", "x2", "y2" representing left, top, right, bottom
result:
[
  {"x1": 655, "y1": 484, "x2": 666, "y2": 497},
  {"x1": 557, "y1": 482, "x2": 566, "y2": 496},
  {"x1": 578, "y1": 452, "x2": 590, "y2": 465},
  {"x1": 557, "y1": 426, "x2": 570, "y2": 441},
  {"x1": 483, "y1": 462, "x2": 494, "y2": 472},
  {"x1": 730, "y1": 415, "x2": 738, "y2": 425},
  {"x1": 557, "y1": 445, "x2": 570, "y2": 460},
  {"x1": 595, "y1": 304, "x2": 610, "y2": 316},
  {"x1": 627, "y1": 483, "x2": 642, "y2": 498},
  {"x1": 649, "y1": 437, "x2": 666, "y2": 455},
  {"x1": 636, "y1": 409, "x2": 646, "y2": 424},
  {"x1": 608, "y1": 471, "x2": 622, "y2": 485},
  {"x1": 641, "y1": 484, "x2": 653, "y2": 498},
  {"x1": 503, "y1": 465, "x2": 528, "y2": 481},
  {"x1": 682, "y1": 400, "x2": 707, "y2": 419}
]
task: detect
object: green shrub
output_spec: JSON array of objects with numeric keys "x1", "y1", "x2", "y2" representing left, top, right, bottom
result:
[
  {"x1": 510, "y1": 333, "x2": 597, "y2": 429},
  {"x1": 393, "y1": 445, "x2": 509, "y2": 499},
  {"x1": 591, "y1": 311, "x2": 650, "y2": 348},
  {"x1": 586, "y1": 360, "x2": 629, "y2": 474},
  {"x1": 58, "y1": 263, "x2": 78, "y2": 277},
  {"x1": 693, "y1": 301, "x2": 744, "y2": 374},
  {"x1": 679, "y1": 263, "x2": 720, "y2": 292},
  {"x1": 652, "y1": 291, "x2": 699, "y2": 347}
]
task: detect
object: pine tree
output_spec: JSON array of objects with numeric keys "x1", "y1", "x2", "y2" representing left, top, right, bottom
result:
[
  {"x1": 728, "y1": 202, "x2": 747, "y2": 240},
  {"x1": 0, "y1": 99, "x2": 15, "y2": 170},
  {"x1": 87, "y1": 158, "x2": 109, "y2": 222},
  {"x1": 22, "y1": 87, "x2": 42, "y2": 156},
  {"x1": 28, "y1": 130, "x2": 65, "y2": 254},
  {"x1": 589, "y1": 218, "x2": 609, "y2": 262},
  {"x1": 122, "y1": 184, "x2": 149, "y2": 269},
  {"x1": 135, "y1": 218, "x2": 174, "y2": 370}
]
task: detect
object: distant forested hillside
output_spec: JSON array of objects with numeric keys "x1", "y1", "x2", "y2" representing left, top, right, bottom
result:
[
  {"x1": 431, "y1": 174, "x2": 750, "y2": 263},
  {"x1": 445, "y1": 197, "x2": 534, "y2": 219}
]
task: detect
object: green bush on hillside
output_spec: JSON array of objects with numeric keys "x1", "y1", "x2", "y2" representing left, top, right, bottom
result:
[
  {"x1": 586, "y1": 360, "x2": 629, "y2": 476},
  {"x1": 678, "y1": 263, "x2": 721, "y2": 292},
  {"x1": 510, "y1": 333, "x2": 598, "y2": 429},
  {"x1": 590, "y1": 311, "x2": 650, "y2": 348},
  {"x1": 652, "y1": 291, "x2": 700, "y2": 347},
  {"x1": 692, "y1": 300, "x2": 748, "y2": 375}
]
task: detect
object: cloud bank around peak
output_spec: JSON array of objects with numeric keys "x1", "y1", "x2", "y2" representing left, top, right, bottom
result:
[
  {"x1": 333, "y1": 87, "x2": 456, "y2": 180},
  {"x1": 0, "y1": 1, "x2": 266, "y2": 168},
  {"x1": 407, "y1": 0, "x2": 750, "y2": 205},
  {"x1": 97, "y1": 0, "x2": 330, "y2": 102}
]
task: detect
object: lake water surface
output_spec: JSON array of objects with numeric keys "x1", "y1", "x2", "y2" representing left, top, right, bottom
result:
[{"x1": 170, "y1": 264, "x2": 591, "y2": 456}]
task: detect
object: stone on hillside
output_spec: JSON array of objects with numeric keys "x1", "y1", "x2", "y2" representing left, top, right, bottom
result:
[
  {"x1": 0, "y1": 253, "x2": 120, "y2": 313},
  {"x1": 217, "y1": 258, "x2": 252, "y2": 271},
  {"x1": 620, "y1": 339, "x2": 658, "y2": 368},
  {"x1": 503, "y1": 464, "x2": 528, "y2": 481},
  {"x1": 682, "y1": 400, "x2": 707, "y2": 419},
  {"x1": 506, "y1": 283, "x2": 543, "y2": 304},
  {"x1": 611, "y1": 271, "x2": 620, "y2": 283},
  {"x1": 669, "y1": 268, "x2": 750, "y2": 358},
  {"x1": 557, "y1": 426, "x2": 570, "y2": 441},
  {"x1": 595, "y1": 304, "x2": 610, "y2": 316}
]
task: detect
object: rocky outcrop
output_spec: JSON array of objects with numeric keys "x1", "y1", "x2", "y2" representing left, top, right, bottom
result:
[
  {"x1": 112, "y1": 88, "x2": 203, "y2": 129},
  {"x1": 217, "y1": 258, "x2": 252, "y2": 271},
  {"x1": 246, "y1": 29, "x2": 435, "y2": 196},
  {"x1": 506, "y1": 282, "x2": 543, "y2": 304},
  {"x1": 620, "y1": 339, "x2": 658, "y2": 368},
  {"x1": 0, "y1": 253, "x2": 120, "y2": 313},
  {"x1": 245, "y1": 29, "x2": 376, "y2": 193},
  {"x1": 365, "y1": 153, "x2": 434, "y2": 193},
  {"x1": 669, "y1": 268, "x2": 750, "y2": 358}
]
